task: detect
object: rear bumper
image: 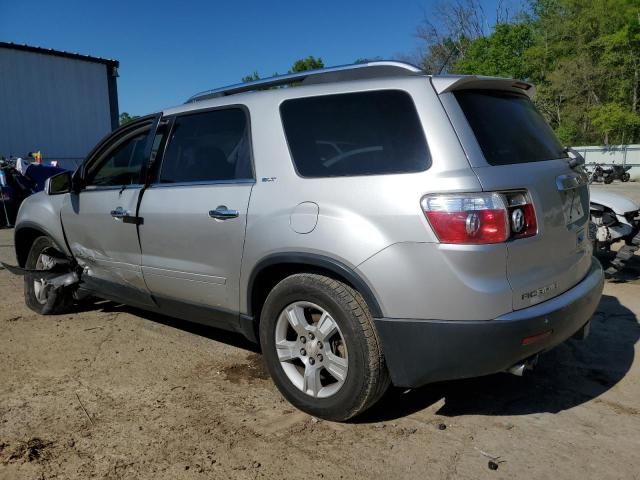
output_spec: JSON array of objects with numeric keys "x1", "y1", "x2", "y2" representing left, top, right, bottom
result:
[{"x1": 374, "y1": 257, "x2": 604, "y2": 388}]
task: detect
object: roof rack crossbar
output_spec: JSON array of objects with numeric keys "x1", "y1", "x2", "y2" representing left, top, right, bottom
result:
[{"x1": 185, "y1": 61, "x2": 423, "y2": 104}]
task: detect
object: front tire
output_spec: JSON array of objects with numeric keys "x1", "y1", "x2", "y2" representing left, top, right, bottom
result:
[
  {"x1": 24, "y1": 236, "x2": 74, "y2": 315},
  {"x1": 259, "y1": 274, "x2": 389, "y2": 421}
]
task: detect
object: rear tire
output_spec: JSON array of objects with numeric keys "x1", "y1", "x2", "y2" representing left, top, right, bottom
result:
[
  {"x1": 24, "y1": 236, "x2": 74, "y2": 315},
  {"x1": 259, "y1": 273, "x2": 390, "y2": 421}
]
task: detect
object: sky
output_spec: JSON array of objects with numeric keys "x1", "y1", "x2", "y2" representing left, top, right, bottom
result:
[{"x1": 1, "y1": 0, "x2": 505, "y2": 115}]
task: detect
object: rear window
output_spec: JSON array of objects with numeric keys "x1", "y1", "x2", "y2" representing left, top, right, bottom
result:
[
  {"x1": 455, "y1": 90, "x2": 567, "y2": 166},
  {"x1": 280, "y1": 90, "x2": 430, "y2": 177}
]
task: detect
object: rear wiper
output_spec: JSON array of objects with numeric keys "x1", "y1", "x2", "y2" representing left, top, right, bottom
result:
[{"x1": 564, "y1": 147, "x2": 585, "y2": 169}]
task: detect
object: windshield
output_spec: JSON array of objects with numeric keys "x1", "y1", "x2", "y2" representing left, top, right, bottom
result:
[{"x1": 455, "y1": 90, "x2": 567, "y2": 166}]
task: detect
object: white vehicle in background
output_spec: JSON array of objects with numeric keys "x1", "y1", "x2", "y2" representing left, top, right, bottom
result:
[{"x1": 590, "y1": 189, "x2": 640, "y2": 276}]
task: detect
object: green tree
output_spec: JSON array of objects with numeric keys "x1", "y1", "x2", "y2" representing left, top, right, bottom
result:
[
  {"x1": 530, "y1": 0, "x2": 640, "y2": 144},
  {"x1": 590, "y1": 103, "x2": 640, "y2": 144},
  {"x1": 454, "y1": 23, "x2": 536, "y2": 79},
  {"x1": 119, "y1": 112, "x2": 139, "y2": 125},
  {"x1": 413, "y1": 0, "x2": 512, "y2": 73},
  {"x1": 241, "y1": 56, "x2": 325, "y2": 84},
  {"x1": 428, "y1": 0, "x2": 640, "y2": 145},
  {"x1": 289, "y1": 56, "x2": 324, "y2": 73},
  {"x1": 241, "y1": 71, "x2": 260, "y2": 83},
  {"x1": 354, "y1": 56, "x2": 383, "y2": 64}
]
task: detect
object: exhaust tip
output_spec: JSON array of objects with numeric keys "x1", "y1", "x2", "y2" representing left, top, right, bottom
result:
[{"x1": 506, "y1": 355, "x2": 538, "y2": 376}]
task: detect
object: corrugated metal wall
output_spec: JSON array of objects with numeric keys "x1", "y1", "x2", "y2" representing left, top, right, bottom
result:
[{"x1": 0, "y1": 47, "x2": 113, "y2": 166}]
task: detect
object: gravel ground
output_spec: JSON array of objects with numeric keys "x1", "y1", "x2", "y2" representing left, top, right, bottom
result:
[{"x1": 0, "y1": 183, "x2": 639, "y2": 480}]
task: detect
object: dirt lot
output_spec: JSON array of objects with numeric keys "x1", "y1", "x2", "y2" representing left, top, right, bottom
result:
[{"x1": 1, "y1": 183, "x2": 639, "y2": 480}]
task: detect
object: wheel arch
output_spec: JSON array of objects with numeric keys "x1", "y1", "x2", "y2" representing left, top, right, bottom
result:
[
  {"x1": 14, "y1": 223, "x2": 69, "y2": 267},
  {"x1": 246, "y1": 253, "x2": 383, "y2": 322}
]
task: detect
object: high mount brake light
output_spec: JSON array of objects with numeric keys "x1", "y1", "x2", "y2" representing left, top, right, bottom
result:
[{"x1": 421, "y1": 191, "x2": 537, "y2": 244}]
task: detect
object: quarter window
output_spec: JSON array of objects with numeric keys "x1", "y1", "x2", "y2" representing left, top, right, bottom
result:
[
  {"x1": 159, "y1": 108, "x2": 252, "y2": 183},
  {"x1": 280, "y1": 90, "x2": 430, "y2": 177}
]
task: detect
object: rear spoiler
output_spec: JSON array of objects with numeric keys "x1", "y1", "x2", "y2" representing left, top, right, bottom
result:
[{"x1": 431, "y1": 75, "x2": 535, "y2": 98}]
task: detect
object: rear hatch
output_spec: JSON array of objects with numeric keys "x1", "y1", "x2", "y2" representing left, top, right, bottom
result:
[{"x1": 451, "y1": 88, "x2": 591, "y2": 310}]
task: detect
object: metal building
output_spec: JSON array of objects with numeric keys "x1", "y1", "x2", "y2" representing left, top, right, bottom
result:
[
  {"x1": 0, "y1": 42, "x2": 119, "y2": 169},
  {"x1": 577, "y1": 144, "x2": 640, "y2": 181}
]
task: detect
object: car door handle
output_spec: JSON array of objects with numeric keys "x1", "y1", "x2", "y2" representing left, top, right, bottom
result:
[
  {"x1": 110, "y1": 207, "x2": 143, "y2": 225},
  {"x1": 110, "y1": 207, "x2": 129, "y2": 218},
  {"x1": 209, "y1": 206, "x2": 239, "y2": 220}
]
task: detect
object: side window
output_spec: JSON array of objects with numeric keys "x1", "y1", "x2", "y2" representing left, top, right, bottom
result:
[
  {"x1": 280, "y1": 90, "x2": 430, "y2": 178},
  {"x1": 86, "y1": 129, "x2": 150, "y2": 187},
  {"x1": 159, "y1": 108, "x2": 252, "y2": 184}
]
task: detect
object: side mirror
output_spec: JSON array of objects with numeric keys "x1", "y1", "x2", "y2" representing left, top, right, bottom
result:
[{"x1": 45, "y1": 171, "x2": 73, "y2": 195}]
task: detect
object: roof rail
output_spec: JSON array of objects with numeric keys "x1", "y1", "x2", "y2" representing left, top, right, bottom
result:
[{"x1": 185, "y1": 61, "x2": 424, "y2": 104}]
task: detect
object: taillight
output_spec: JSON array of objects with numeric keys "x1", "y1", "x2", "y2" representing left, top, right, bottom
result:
[
  {"x1": 421, "y1": 191, "x2": 537, "y2": 244},
  {"x1": 421, "y1": 193, "x2": 509, "y2": 244}
]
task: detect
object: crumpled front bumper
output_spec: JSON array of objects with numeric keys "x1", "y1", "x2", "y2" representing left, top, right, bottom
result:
[{"x1": 374, "y1": 257, "x2": 604, "y2": 388}]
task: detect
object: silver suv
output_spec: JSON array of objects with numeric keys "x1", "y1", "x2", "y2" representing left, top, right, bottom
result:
[{"x1": 12, "y1": 62, "x2": 604, "y2": 421}]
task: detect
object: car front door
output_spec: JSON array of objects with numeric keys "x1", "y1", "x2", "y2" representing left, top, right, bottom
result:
[
  {"x1": 61, "y1": 116, "x2": 159, "y2": 307},
  {"x1": 138, "y1": 107, "x2": 254, "y2": 320}
]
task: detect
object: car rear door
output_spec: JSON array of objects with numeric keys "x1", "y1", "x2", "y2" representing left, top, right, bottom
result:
[
  {"x1": 442, "y1": 87, "x2": 592, "y2": 310},
  {"x1": 60, "y1": 116, "x2": 159, "y2": 307},
  {"x1": 138, "y1": 107, "x2": 254, "y2": 319}
]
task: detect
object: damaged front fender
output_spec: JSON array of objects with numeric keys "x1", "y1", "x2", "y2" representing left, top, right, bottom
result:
[{"x1": 1, "y1": 247, "x2": 80, "y2": 290}]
